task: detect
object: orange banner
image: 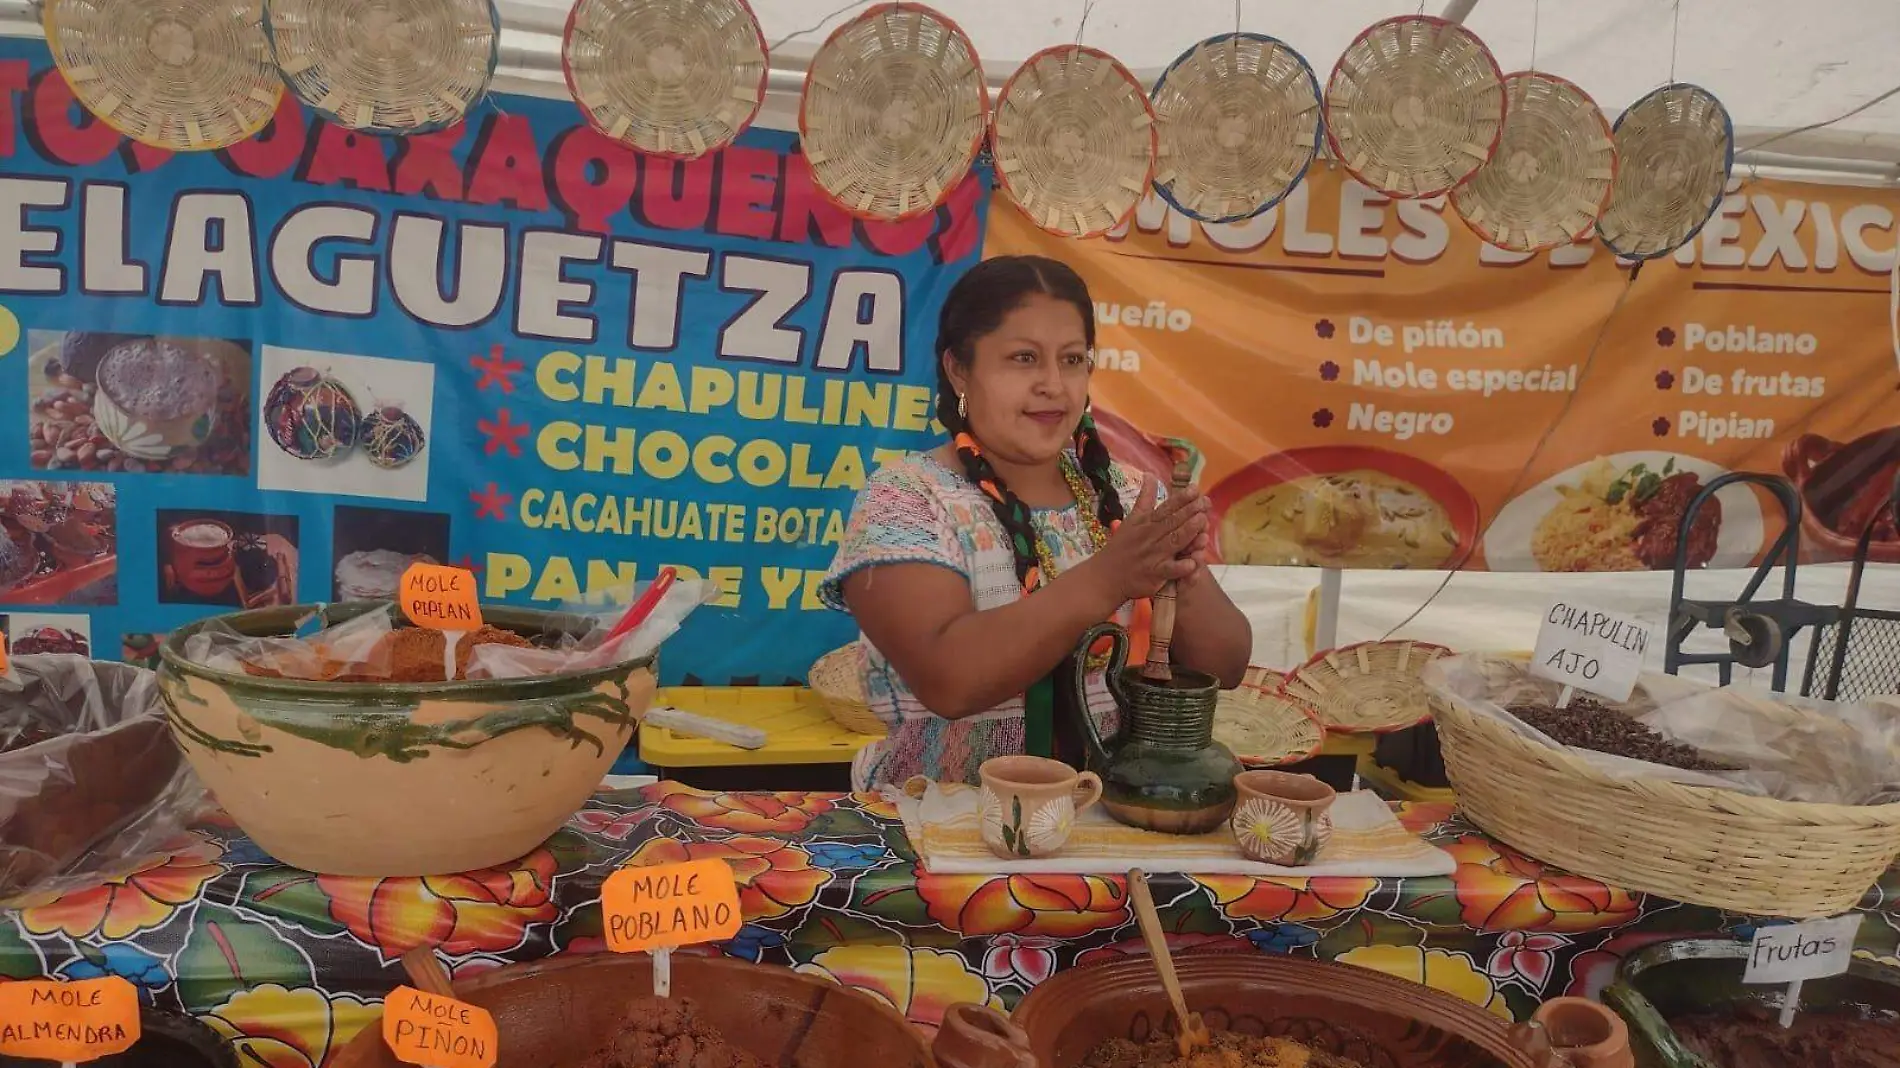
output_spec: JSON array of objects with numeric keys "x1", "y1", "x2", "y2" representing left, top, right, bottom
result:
[{"x1": 986, "y1": 169, "x2": 1900, "y2": 572}]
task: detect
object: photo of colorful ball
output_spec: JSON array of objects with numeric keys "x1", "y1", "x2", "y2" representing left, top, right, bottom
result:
[
  {"x1": 360, "y1": 406, "x2": 427, "y2": 470},
  {"x1": 264, "y1": 366, "x2": 361, "y2": 461}
]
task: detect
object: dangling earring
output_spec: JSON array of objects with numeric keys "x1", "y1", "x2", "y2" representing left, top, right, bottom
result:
[{"x1": 957, "y1": 393, "x2": 967, "y2": 420}]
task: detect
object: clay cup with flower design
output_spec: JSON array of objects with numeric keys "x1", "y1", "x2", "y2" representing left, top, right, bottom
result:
[
  {"x1": 977, "y1": 756, "x2": 1102, "y2": 860},
  {"x1": 1230, "y1": 770, "x2": 1335, "y2": 866}
]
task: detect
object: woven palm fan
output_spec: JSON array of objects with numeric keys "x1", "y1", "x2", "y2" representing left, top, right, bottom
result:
[
  {"x1": 266, "y1": 0, "x2": 497, "y2": 133},
  {"x1": 1450, "y1": 71, "x2": 1616, "y2": 253},
  {"x1": 992, "y1": 45, "x2": 1155, "y2": 239},
  {"x1": 1215, "y1": 684, "x2": 1324, "y2": 767},
  {"x1": 562, "y1": 0, "x2": 767, "y2": 159},
  {"x1": 1597, "y1": 83, "x2": 1732, "y2": 261},
  {"x1": 1324, "y1": 15, "x2": 1504, "y2": 198},
  {"x1": 1284, "y1": 640, "x2": 1451, "y2": 734},
  {"x1": 43, "y1": 0, "x2": 282, "y2": 151},
  {"x1": 800, "y1": 4, "x2": 988, "y2": 222},
  {"x1": 1150, "y1": 32, "x2": 1320, "y2": 223}
]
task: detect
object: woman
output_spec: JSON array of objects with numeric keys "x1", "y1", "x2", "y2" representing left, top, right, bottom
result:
[{"x1": 820, "y1": 255, "x2": 1252, "y2": 789}]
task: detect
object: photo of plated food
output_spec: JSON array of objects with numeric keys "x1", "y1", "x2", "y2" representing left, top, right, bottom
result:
[
  {"x1": 0, "y1": 480, "x2": 118, "y2": 604},
  {"x1": 1207, "y1": 446, "x2": 1479, "y2": 568},
  {"x1": 1485, "y1": 452, "x2": 1764, "y2": 571},
  {"x1": 1784, "y1": 427, "x2": 1900, "y2": 562},
  {"x1": 26, "y1": 330, "x2": 254, "y2": 475},
  {"x1": 155, "y1": 510, "x2": 300, "y2": 609}
]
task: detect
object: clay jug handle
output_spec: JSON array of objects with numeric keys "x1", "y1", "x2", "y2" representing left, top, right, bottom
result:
[
  {"x1": 1782, "y1": 432, "x2": 1838, "y2": 481},
  {"x1": 1072, "y1": 770, "x2": 1104, "y2": 814},
  {"x1": 933, "y1": 1003, "x2": 1035, "y2": 1068},
  {"x1": 1072, "y1": 622, "x2": 1127, "y2": 770}
]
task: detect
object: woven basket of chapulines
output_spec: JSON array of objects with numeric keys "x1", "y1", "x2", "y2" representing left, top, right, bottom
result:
[
  {"x1": 44, "y1": 0, "x2": 283, "y2": 151},
  {"x1": 1324, "y1": 15, "x2": 1504, "y2": 198},
  {"x1": 809, "y1": 645, "x2": 885, "y2": 736},
  {"x1": 1285, "y1": 640, "x2": 1451, "y2": 733},
  {"x1": 562, "y1": 0, "x2": 767, "y2": 159},
  {"x1": 992, "y1": 45, "x2": 1155, "y2": 239},
  {"x1": 1596, "y1": 82, "x2": 1733, "y2": 261},
  {"x1": 1150, "y1": 32, "x2": 1321, "y2": 223},
  {"x1": 1216, "y1": 681, "x2": 1324, "y2": 767},
  {"x1": 1451, "y1": 71, "x2": 1616, "y2": 253},
  {"x1": 266, "y1": 0, "x2": 498, "y2": 133},
  {"x1": 799, "y1": 3, "x2": 988, "y2": 222},
  {"x1": 1431, "y1": 655, "x2": 1900, "y2": 917}
]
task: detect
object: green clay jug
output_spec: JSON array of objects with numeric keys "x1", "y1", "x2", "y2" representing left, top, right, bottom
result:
[{"x1": 1068, "y1": 621, "x2": 1241, "y2": 835}]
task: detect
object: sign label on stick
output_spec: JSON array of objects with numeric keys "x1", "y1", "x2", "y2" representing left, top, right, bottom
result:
[
  {"x1": 382, "y1": 985, "x2": 499, "y2": 1068},
  {"x1": 1530, "y1": 601, "x2": 1652, "y2": 703},
  {"x1": 1743, "y1": 915, "x2": 1863, "y2": 985},
  {"x1": 400, "y1": 563, "x2": 483, "y2": 631},
  {"x1": 0, "y1": 976, "x2": 141, "y2": 1061},
  {"x1": 602, "y1": 858, "x2": 743, "y2": 952}
]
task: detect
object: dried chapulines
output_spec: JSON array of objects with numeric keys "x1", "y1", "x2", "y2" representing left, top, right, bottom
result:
[{"x1": 1507, "y1": 697, "x2": 1739, "y2": 772}]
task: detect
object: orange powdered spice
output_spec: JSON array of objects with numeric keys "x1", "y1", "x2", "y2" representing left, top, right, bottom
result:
[{"x1": 243, "y1": 625, "x2": 533, "y2": 683}]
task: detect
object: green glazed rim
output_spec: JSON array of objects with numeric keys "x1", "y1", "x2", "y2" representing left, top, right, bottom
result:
[{"x1": 159, "y1": 600, "x2": 655, "y2": 707}]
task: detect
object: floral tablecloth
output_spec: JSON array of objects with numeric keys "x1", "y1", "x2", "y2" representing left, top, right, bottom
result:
[{"x1": 2, "y1": 783, "x2": 1896, "y2": 1067}]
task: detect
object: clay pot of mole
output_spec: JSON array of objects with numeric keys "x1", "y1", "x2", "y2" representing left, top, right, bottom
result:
[
  {"x1": 157, "y1": 602, "x2": 655, "y2": 877},
  {"x1": 1006, "y1": 953, "x2": 1538, "y2": 1067},
  {"x1": 327, "y1": 953, "x2": 1029, "y2": 1068}
]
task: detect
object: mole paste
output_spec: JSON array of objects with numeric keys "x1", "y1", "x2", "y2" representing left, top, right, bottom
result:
[
  {"x1": 242, "y1": 625, "x2": 533, "y2": 683},
  {"x1": 573, "y1": 996, "x2": 763, "y2": 1068},
  {"x1": 1083, "y1": 1032, "x2": 1369, "y2": 1068},
  {"x1": 1670, "y1": 1004, "x2": 1900, "y2": 1068}
]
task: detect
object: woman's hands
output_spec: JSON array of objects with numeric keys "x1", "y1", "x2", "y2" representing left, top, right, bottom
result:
[{"x1": 1078, "y1": 474, "x2": 1211, "y2": 604}]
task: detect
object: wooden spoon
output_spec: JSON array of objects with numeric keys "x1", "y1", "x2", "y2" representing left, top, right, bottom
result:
[
  {"x1": 400, "y1": 948, "x2": 456, "y2": 997},
  {"x1": 1127, "y1": 869, "x2": 1210, "y2": 1057},
  {"x1": 1140, "y1": 458, "x2": 1197, "y2": 682}
]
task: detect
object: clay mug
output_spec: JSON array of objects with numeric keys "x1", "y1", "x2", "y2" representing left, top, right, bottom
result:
[
  {"x1": 168, "y1": 519, "x2": 236, "y2": 597},
  {"x1": 1229, "y1": 770, "x2": 1336, "y2": 865},
  {"x1": 1522, "y1": 997, "x2": 1633, "y2": 1068},
  {"x1": 977, "y1": 755, "x2": 1103, "y2": 860}
]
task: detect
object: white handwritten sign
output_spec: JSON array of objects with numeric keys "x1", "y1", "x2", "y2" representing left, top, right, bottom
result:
[
  {"x1": 1530, "y1": 602, "x2": 1652, "y2": 703},
  {"x1": 1743, "y1": 915, "x2": 1862, "y2": 985}
]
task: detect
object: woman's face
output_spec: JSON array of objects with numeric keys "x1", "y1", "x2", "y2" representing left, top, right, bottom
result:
[{"x1": 945, "y1": 292, "x2": 1093, "y2": 465}]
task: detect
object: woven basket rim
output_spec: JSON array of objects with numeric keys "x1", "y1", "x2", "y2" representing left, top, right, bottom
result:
[
  {"x1": 1149, "y1": 30, "x2": 1321, "y2": 224},
  {"x1": 558, "y1": 0, "x2": 769, "y2": 161},
  {"x1": 1322, "y1": 13, "x2": 1506, "y2": 200},
  {"x1": 1287, "y1": 639, "x2": 1452, "y2": 733},
  {"x1": 991, "y1": 42, "x2": 1156, "y2": 240},
  {"x1": 795, "y1": 1, "x2": 990, "y2": 223},
  {"x1": 1448, "y1": 68, "x2": 1618, "y2": 254},
  {"x1": 263, "y1": 0, "x2": 500, "y2": 135},
  {"x1": 1597, "y1": 80, "x2": 1734, "y2": 261},
  {"x1": 45, "y1": 0, "x2": 285, "y2": 151},
  {"x1": 1218, "y1": 683, "x2": 1325, "y2": 764}
]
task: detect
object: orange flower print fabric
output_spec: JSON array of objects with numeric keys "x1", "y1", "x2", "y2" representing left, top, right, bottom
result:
[{"x1": 317, "y1": 848, "x2": 561, "y2": 959}]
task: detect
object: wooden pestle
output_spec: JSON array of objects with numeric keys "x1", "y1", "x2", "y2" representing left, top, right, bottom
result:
[
  {"x1": 1140, "y1": 458, "x2": 1196, "y2": 682},
  {"x1": 400, "y1": 947, "x2": 456, "y2": 997}
]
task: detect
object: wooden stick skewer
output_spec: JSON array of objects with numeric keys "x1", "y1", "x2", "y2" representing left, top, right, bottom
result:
[
  {"x1": 400, "y1": 948, "x2": 456, "y2": 997},
  {"x1": 1141, "y1": 458, "x2": 1196, "y2": 682}
]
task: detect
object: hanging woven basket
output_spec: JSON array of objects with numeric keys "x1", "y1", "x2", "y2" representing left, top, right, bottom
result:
[
  {"x1": 1324, "y1": 15, "x2": 1505, "y2": 199},
  {"x1": 992, "y1": 45, "x2": 1155, "y2": 239},
  {"x1": 1150, "y1": 32, "x2": 1321, "y2": 223},
  {"x1": 562, "y1": 0, "x2": 767, "y2": 159},
  {"x1": 1596, "y1": 82, "x2": 1733, "y2": 261},
  {"x1": 1450, "y1": 71, "x2": 1616, "y2": 253},
  {"x1": 44, "y1": 0, "x2": 283, "y2": 151},
  {"x1": 266, "y1": 0, "x2": 498, "y2": 134},
  {"x1": 799, "y1": 4, "x2": 988, "y2": 222}
]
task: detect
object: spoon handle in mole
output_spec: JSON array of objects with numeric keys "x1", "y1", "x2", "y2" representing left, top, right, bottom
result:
[
  {"x1": 1141, "y1": 459, "x2": 1195, "y2": 682},
  {"x1": 400, "y1": 948, "x2": 456, "y2": 997}
]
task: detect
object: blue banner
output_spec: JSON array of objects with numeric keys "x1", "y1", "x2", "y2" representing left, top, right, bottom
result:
[{"x1": 0, "y1": 38, "x2": 988, "y2": 684}]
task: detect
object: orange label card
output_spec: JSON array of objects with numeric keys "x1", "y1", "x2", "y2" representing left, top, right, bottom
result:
[
  {"x1": 0, "y1": 631, "x2": 9, "y2": 676},
  {"x1": 601, "y1": 858, "x2": 743, "y2": 952},
  {"x1": 399, "y1": 564, "x2": 482, "y2": 631},
  {"x1": 381, "y1": 985, "x2": 498, "y2": 1068},
  {"x1": 0, "y1": 977, "x2": 140, "y2": 1061}
]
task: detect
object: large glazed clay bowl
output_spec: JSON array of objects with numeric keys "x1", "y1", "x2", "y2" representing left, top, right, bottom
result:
[
  {"x1": 157, "y1": 603, "x2": 655, "y2": 876},
  {"x1": 330, "y1": 953, "x2": 1023, "y2": 1068},
  {"x1": 1009, "y1": 954, "x2": 1536, "y2": 1068}
]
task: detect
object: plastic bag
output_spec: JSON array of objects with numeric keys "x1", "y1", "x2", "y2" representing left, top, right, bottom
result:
[
  {"x1": 1424, "y1": 653, "x2": 1900, "y2": 805},
  {"x1": 0, "y1": 654, "x2": 209, "y2": 903}
]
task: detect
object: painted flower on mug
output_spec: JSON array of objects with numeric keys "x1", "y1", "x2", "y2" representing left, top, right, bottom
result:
[
  {"x1": 648, "y1": 783, "x2": 838, "y2": 835},
  {"x1": 1335, "y1": 945, "x2": 1512, "y2": 1019},
  {"x1": 15, "y1": 832, "x2": 226, "y2": 941},
  {"x1": 1444, "y1": 836, "x2": 1640, "y2": 933},
  {"x1": 625, "y1": 835, "x2": 830, "y2": 922},
  {"x1": 201, "y1": 983, "x2": 381, "y2": 1068},
  {"x1": 917, "y1": 871, "x2": 1129, "y2": 939},
  {"x1": 317, "y1": 847, "x2": 561, "y2": 960},
  {"x1": 796, "y1": 945, "x2": 1002, "y2": 1033},
  {"x1": 980, "y1": 933, "x2": 1062, "y2": 986},
  {"x1": 1195, "y1": 875, "x2": 1377, "y2": 925}
]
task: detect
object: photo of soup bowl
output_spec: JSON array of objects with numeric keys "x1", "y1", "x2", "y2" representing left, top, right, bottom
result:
[{"x1": 1207, "y1": 446, "x2": 1480, "y2": 569}]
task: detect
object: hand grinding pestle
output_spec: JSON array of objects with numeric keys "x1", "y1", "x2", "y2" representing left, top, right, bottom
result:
[{"x1": 1140, "y1": 457, "x2": 1196, "y2": 683}]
